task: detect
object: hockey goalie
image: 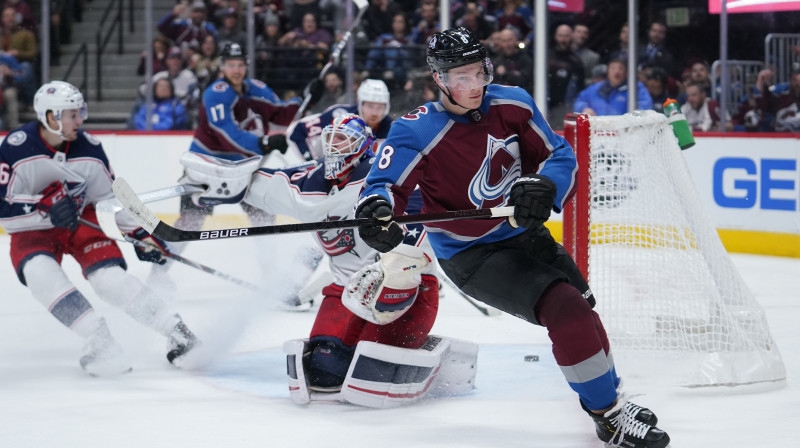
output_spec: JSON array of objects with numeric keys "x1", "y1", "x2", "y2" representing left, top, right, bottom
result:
[{"x1": 178, "y1": 114, "x2": 478, "y2": 407}]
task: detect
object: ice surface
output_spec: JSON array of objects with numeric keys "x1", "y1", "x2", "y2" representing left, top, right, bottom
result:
[{"x1": 1, "y1": 234, "x2": 797, "y2": 447}]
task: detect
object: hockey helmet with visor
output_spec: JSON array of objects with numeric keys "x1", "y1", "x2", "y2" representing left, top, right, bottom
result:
[
  {"x1": 427, "y1": 27, "x2": 493, "y2": 90},
  {"x1": 321, "y1": 114, "x2": 375, "y2": 180}
]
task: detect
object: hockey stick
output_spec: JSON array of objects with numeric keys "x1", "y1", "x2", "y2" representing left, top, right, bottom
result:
[
  {"x1": 113, "y1": 177, "x2": 515, "y2": 242},
  {"x1": 293, "y1": 0, "x2": 370, "y2": 120},
  {"x1": 79, "y1": 218, "x2": 265, "y2": 293}
]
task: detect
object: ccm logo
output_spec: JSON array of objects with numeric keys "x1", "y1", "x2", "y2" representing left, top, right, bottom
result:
[{"x1": 199, "y1": 228, "x2": 249, "y2": 239}]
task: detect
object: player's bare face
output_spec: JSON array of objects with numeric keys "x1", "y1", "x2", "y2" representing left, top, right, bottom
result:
[
  {"x1": 222, "y1": 60, "x2": 247, "y2": 88},
  {"x1": 441, "y1": 62, "x2": 488, "y2": 111},
  {"x1": 57, "y1": 109, "x2": 84, "y2": 141},
  {"x1": 361, "y1": 101, "x2": 385, "y2": 129}
]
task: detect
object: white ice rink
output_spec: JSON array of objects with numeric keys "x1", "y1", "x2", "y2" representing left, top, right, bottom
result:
[{"x1": 0, "y1": 232, "x2": 798, "y2": 448}]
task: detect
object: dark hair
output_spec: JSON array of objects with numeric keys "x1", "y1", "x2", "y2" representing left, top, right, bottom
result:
[
  {"x1": 647, "y1": 67, "x2": 669, "y2": 85},
  {"x1": 153, "y1": 78, "x2": 175, "y2": 99}
]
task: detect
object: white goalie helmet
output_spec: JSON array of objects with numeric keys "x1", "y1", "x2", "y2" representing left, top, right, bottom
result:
[
  {"x1": 356, "y1": 79, "x2": 390, "y2": 121},
  {"x1": 34, "y1": 81, "x2": 88, "y2": 138},
  {"x1": 321, "y1": 114, "x2": 375, "y2": 180}
]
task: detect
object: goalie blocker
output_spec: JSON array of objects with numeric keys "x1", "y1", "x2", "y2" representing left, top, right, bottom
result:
[{"x1": 283, "y1": 335, "x2": 478, "y2": 408}]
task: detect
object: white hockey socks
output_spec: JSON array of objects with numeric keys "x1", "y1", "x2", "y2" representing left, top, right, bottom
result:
[
  {"x1": 283, "y1": 336, "x2": 479, "y2": 408},
  {"x1": 88, "y1": 265, "x2": 180, "y2": 336}
]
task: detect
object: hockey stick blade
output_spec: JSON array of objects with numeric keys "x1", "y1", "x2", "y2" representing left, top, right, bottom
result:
[{"x1": 113, "y1": 177, "x2": 515, "y2": 243}]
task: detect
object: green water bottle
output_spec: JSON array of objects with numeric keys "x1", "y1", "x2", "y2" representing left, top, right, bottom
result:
[{"x1": 663, "y1": 98, "x2": 695, "y2": 150}]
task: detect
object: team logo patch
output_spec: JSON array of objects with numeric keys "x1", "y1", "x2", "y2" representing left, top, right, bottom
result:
[
  {"x1": 46, "y1": 87, "x2": 56, "y2": 94},
  {"x1": 402, "y1": 105, "x2": 428, "y2": 121},
  {"x1": 251, "y1": 79, "x2": 266, "y2": 89},
  {"x1": 213, "y1": 82, "x2": 229, "y2": 92},
  {"x1": 317, "y1": 215, "x2": 358, "y2": 257},
  {"x1": 6, "y1": 131, "x2": 26, "y2": 146},
  {"x1": 84, "y1": 132, "x2": 100, "y2": 146},
  {"x1": 467, "y1": 134, "x2": 521, "y2": 208}
]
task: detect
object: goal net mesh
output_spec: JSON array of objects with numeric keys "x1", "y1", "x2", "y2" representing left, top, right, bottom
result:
[{"x1": 566, "y1": 110, "x2": 785, "y2": 387}]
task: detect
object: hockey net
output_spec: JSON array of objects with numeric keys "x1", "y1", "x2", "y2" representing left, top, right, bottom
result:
[{"x1": 562, "y1": 110, "x2": 785, "y2": 387}]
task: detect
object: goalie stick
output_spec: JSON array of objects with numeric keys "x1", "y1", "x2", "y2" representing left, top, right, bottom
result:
[
  {"x1": 293, "y1": 0, "x2": 369, "y2": 120},
  {"x1": 113, "y1": 177, "x2": 515, "y2": 242}
]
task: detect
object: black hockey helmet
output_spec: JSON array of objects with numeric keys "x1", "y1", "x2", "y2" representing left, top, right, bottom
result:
[
  {"x1": 221, "y1": 42, "x2": 246, "y2": 62},
  {"x1": 426, "y1": 27, "x2": 488, "y2": 74}
]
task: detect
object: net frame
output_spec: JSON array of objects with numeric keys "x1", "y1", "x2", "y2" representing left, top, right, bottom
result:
[{"x1": 562, "y1": 111, "x2": 785, "y2": 387}]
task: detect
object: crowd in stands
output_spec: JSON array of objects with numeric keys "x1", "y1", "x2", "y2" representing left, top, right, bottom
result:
[{"x1": 9, "y1": 0, "x2": 790, "y2": 133}]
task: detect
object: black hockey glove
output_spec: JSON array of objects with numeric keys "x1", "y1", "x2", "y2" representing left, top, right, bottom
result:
[
  {"x1": 37, "y1": 181, "x2": 79, "y2": 231},
  {"x1": 508, "y1": 174, "x2": 557, "y2": 229},
  {"x1": 128, "y1": 227, "x2": 172, "y2": 265},
  {"x1": 259, "y1": 134, "x2": 288, "y2": 155},
  {"x1": 303, "y1": 78, "x2": 325, "y2": 107},
  {"x1": 356, "y1": 196, "x2": 404, "y2": 253}
]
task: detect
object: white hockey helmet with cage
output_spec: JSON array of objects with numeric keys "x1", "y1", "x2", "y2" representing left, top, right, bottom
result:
[
  {"x1": 321, "y1": 114, "x2": 375, "y2": 180},
  {"x1": 356, "y1": 79, "x2": 390, "y2": 121},
  {"x1": 34, "y1": 80, "x2": 88, "y2": 139}
]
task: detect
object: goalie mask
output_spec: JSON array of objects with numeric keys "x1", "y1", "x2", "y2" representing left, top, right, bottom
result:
[
  {"x1": 321, "y1": 114, "x2": 375, "y2": 180},
  {"x1": 33, "y1": 81, "x2": 89, "y2": 140}
]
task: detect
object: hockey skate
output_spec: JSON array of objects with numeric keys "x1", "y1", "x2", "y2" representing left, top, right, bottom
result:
[
  {"x1": 166, "y1": 318, "x2": 199, "y2": 366},
  {"x1": 582, "y1": 398, "x2": 670, "y2": 448},
  {"x1": 79, "y1": 319, "x2": 132, "y2": 377}
]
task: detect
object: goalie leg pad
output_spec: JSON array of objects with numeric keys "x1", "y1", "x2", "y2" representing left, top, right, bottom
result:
[
  {"x1": 283, "y1": 339, "x2": 311, "y2": 404},
  {"x1": 340, "y1": 336, "x2": 478, "y2": 408},
  {"x1": 307, "y1": 336, "x2": 355, "y2": 391}
]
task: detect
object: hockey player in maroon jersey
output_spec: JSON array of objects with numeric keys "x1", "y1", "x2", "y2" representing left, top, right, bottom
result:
[
  {"x1": 0, "y1": 81, "x2": 199, "y2": 376},
  {"x1": 356, "y1": 27, "x2": 670, "y2": 447}
]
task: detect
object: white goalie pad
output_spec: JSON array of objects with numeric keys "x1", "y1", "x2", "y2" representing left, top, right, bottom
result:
[
  {"x1": 282, "y1": 336, "x2": 479, "y2": 408},
  {"x1": 178, "y1": 152, "x2": 262, "y2": 207},
  {"x1": 343, "y1": 245, "x2": 432, "y2": 325},
  {"x1": 341, "y1": 336, "x2": 479, "y2": 408}
]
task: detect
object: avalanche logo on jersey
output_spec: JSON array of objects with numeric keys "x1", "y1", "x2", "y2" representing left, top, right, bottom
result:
[
  {"x1": 316, "y1": 215, "x2": 357, "y2": 257},
  {"x1": 239, "y1": 109, "x2": 265, "y2": 135},
  {"x1": 468, "y1": 134, "x2": 521, "y2": 208},
  {"x1": 401, "y1": 106, "x2": 428, "y2": 121}
]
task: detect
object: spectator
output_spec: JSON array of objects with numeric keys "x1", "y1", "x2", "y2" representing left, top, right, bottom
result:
[
  {"x1": 0, "y1": 58, "x2": 18, "y2": 130},
  {"x1": 363, "y1": 12, "x2": 414, "y2": 89},
  {"x1": 681, "y1": 80, "x2": 732, "y2": 132},
  {"x1": 493, "y1": 28, "x2": 533, "y2": 91},
  {"x1": 589, "y1": 63, "x2": 607, "y2": 85},
  {"x1": 0, "y1": 5, "x2": 36, "y2": 104},
  {"x1": 676, "y1": 59, "x2": 712, "y2": 104},
  {"x1": 158, "y1": 1, "x2": 218, "y2": 50},
  {"x1": 278, "y1": 12, "x2": 332, "y2": 51},
  {"x1": 638, "y1": 21, "x2": 677, "y2": 78},
  {"x1": 215, "y1": 7, "x2": 247, "y2": 49},
  {"x1": 572, "y1": 23, "x2": 601, "y2": 86},
  {"x1": 573, "y1": 58, "x2": 653, "y2": 116},
  {"x1": 455, "y1": 2, "x2": 495, "y2": 42},
  {"x1": 4, "y1": 0, "x2": 35, "y2": 34},
  {"x1": 309, "y1": 70, "x2": 345, "y2": 114},
  {"x1": 191, "y1": 34, "x2": 221, "y2": 91},
  {"x1": 287, "y1": 0, "x2": 322, "y2": 30},
  {"x1": 602, "y1": 22, "x2": 628, "y2": 63},
  {"x1": 755, "y1": 68, "x2": 800, "y2": 132},
  {"x1": 278, "y1": 12, "x2": 333, "y2": 89},
  {"x1": 548, "y1": 24, "x2": 584, "y2": 126},
  {"x1": 399, "y1": 68, "x2": 437, "y2": 115},
  {"x1": 411, "y1": 0, "x2": 440, "y2": 45},
  {"x1": 363, "y1": 0, "x2": 403, "y2": 42},
  {"x1": 132, "y1": 78, "x2": 189, "y2": 131},
  {"x1": 644, "y1": 66, "x2": 669, "y2": 113},
  {"x1": 495, "y1": 0, "x2": 532, "y2": 44},
  {"x1": 140, "y1": 46, "x2": 200, "y2": 111},
  {"x1": 137, "y1": 35, "x2": 171, "y2": 77},
  {"x1": 255, "y1": 12, "x2": 285, "y2": 82}
]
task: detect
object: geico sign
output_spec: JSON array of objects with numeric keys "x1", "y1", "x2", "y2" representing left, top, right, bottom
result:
[{"x1": 713, "y1": 157, "x2": 798, "y2": 210}]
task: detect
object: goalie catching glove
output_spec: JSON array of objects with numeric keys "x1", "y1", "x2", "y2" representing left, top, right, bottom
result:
[
  {"x1": 128, "y1": 227, "x2": 172, "y2": 265},
  {"x1": 178, "y1": 152, "x2": 261, "y2": 207},
  {"x1": 507, "y1": 174, "x2": 557, "y2": 229},
  {"x1": 343, "y1": 245, "x2": 432, "y2": 325}
]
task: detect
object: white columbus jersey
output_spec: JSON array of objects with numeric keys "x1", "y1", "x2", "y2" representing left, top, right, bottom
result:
[
  {"x1": 0, "y1": 122, "x2": 138, "y2": 234},
  {"x1": 245, "y1": 158, "x2": 426, "y2": 286}
]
